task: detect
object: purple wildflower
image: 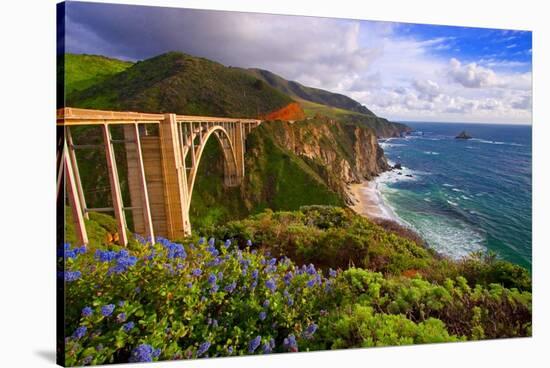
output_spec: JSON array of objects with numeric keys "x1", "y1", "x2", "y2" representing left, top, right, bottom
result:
[
  {"x1": 284, "y1": 334, "x2": 298, "y2": 352},
  {"x1": 207, "y1": 273, "x2": 217, "y2": 285},
  {"x1": 224, "y1": 281, "x2": 237, "y2": 293},
  {"x1": 304, "y1": 323, "x2": 318, "y2": 339},
  {"x1": 116, "y1": 312, "x2": 127, "y2": 323},
  {"x1": 64, "y1": 271, "x2": 81, "y2": 282},
  {"x1": 248, "y1": 336, "x2": 262, "y2": 353},
  {"x1": 265, "y1": 279, "x2": 276, "y2": 292},
  {"x1": 81, "y1": 306, "x2": 93, "y2": 317},
  {"x1": 197, "y1": 341, "x2": 211, "y2": 357},
  {"x1": 129, "y1": 344, "x2": 160, "y2": 362},
  {"x1": 72, "y1": 326, "x2": 87, "y2": 340},
  {"x1": 101, "y1": 304, "x2": 115, "y2": 317},
  {"x1": 259, "y1": 311, "x2": 267, "y2": 321},
  {"x1": 123, "y1": 321, "x2": 135, "y2": 332}
]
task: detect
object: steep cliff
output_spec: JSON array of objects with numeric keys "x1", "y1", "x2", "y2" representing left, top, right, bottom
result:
[{"x1": 242, "y1": 117, "x2": 389, "y2": 208}]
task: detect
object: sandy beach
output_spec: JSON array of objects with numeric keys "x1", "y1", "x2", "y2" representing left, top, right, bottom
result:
[{"x1": 349, "y1": 180, "x2": 397, "y2": 221}]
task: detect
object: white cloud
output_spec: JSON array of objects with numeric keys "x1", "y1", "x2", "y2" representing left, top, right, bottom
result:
[
  {"x1": 412, "y1": 79, "x2": 441, "y2": 101},
  {"x1": 447, "y1": 58, "x2": 497, "y2": 88}
]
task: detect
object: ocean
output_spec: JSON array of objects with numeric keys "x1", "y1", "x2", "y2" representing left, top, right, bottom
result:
[{"x1": 377, "y1": 122, "x2": 532, "y2": 270}]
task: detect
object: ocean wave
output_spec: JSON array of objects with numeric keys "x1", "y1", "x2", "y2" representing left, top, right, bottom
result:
[
  {"x1": 376, "y1": 166, "x2": 419, "y2": 185},
  {"x1": 451, "y1": 188, "x2": 464, "y2": 193},
  {"x1": 471, "y1": 138, "x2": 524, "y2": 147},
  {"x1": 443, "y1": 183, "x2": 454, "y2": 187},
  {"x1": 412, "y1": 217, "x2": 486, "y2": 259},
  {"x1": 446, "y1": 200, "x2": 458, "y2": 206},
  {"x1": 423, "y1": 151, "x2": 440, "y2": 155}
]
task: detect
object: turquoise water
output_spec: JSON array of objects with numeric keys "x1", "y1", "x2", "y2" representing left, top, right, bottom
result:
[{"x1": 378, "y1": 122, "x2": 532, "y2": 269}]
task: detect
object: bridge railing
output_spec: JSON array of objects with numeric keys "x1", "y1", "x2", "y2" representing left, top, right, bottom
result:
[{"x1": 57, "y1": 107, "x2": 262, "y2": 247}]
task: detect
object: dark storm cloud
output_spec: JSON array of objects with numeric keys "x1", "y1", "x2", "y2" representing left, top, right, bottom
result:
[{"x1": 64, "y1": 1, "x2": 380, "y2": 88}]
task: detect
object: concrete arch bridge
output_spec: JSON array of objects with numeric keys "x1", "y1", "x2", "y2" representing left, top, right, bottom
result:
[{"x1": 57, "y1": 107, "x2": 262, "y2": 246}]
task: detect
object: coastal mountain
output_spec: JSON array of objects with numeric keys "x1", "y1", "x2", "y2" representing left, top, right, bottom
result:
[
  {"x1": 63, "y1": 52, "x2": 397, "y2": 227},
  {"x1": 67, "y1": 52, "x2": 293, "y2": 118},
  {"x1": 245, "y1": 68, "x2": 411, "y2": 138},
  {"x1": 245, "y1": 68, "x2": 376, "y2": 116}
]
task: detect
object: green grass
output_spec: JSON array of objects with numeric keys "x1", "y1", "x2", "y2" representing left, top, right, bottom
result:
[
  {"x1": 300, "y1": 99, "x2": 363, "y2": 119},
  {"x1": 64, "y1": 54, "x2": 133, "y2": 96}
]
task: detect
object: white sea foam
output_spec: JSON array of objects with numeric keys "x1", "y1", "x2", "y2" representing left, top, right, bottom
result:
[
  {"x1": 471, "y1": 138, "x2": 524, "y2": 147},
  {"x1": 412, "y1": 216, "x2": 486, "y2": 259},
  {"x1": 446, "y1": 200, "x2": 458, "y2": 206},
  {"x1": 423, "y1": 151, "x2": 440, "y2": 155},
  {"x1": 443, "y1": 183, "x2": 453, "y2": 187}
]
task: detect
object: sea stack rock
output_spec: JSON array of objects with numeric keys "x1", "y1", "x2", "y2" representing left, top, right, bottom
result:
[
  {"x1": 455, "y1": 130, "x2": 472, "y2": 139},
  {"x1": 393, "y1": 163, "x2": 402, "y2": 170}
]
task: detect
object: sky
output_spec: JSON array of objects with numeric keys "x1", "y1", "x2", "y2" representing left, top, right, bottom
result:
[{"x1": 63, "y1": 1, "x2": 532, "y2": 124}]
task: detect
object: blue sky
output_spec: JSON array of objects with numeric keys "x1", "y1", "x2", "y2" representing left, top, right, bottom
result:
[
  {"x1": 399, "y1": 24, "x2": 532, "y2": 71},
  {"x1": 64, "y1": 1, "x2": 532, "y2": 124}
]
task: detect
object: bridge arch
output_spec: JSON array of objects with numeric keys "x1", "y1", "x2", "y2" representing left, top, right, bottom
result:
[{"x1": 184, "y1": 125, "x2": 240, "y2": 213}]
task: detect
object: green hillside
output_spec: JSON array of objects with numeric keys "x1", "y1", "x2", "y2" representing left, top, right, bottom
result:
[
  {"x1": 68, "y1": 52, "x2": 293, "y2": 118},
  {"x1": 245, "y1": 68, "x2": 410, "y2": 137},
  {"x1": 63, "y1": 54, "x2": 133, "y2": 95},
  {"x1": 246, "y1": 68, "x2": 376, "y2": 116}
]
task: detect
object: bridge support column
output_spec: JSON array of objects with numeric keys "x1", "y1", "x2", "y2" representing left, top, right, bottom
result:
[
  {"x1": 159, "y1": 113, "x2": 192, "y2": 238},
  {"x1": 234, "y1": 121, "x2": 245, "y2": 180},
  {"x1": 64, "y1": 141, "x2": 89, "y2": 246}
]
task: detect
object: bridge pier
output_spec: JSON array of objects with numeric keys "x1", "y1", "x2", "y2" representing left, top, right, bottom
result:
[{"x1": 159, "y1": 113, "x2": 192, "y2": 238}]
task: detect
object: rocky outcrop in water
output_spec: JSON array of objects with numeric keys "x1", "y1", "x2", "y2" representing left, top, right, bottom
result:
[{"x1": 455, "y1": 130, "x2": 473, "y2": 139}]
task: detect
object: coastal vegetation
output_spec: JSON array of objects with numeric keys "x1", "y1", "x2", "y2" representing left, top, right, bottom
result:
[{"x1": 62, "y1": 206, "x2": 531, "y2": 365}]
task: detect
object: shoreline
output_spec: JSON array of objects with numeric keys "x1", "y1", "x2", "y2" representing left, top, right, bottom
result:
[{"x1": 348, "y1": 178, "x2": 399, "y2": 223}]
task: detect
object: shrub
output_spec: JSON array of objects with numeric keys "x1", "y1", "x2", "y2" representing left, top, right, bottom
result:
[{"x1": 61, "y1": 237, "x2": 333, "y2": 365}]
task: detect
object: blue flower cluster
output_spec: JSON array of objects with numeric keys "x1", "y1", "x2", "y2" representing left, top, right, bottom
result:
[
  {"x1": 63, "y1": 243, "x2": 87, "y2": 260},
  {"x1": 129, "y1": 344, "x2": 161, "y2": 362},
  {"x1": 122, "y1": 321, "x2": 135, "y2": 332},
  {"x1": 101, "y1": 304, "x2": 115, "y2": 317},
  {"x1": 72, "y1": 326, "x2": 87, "y2": 340},
  {"x1": 248, "y1": 336, "x2": 262, "y2": 353},
  {"x1": 262, "y1": 338, "x2": 276, "y2": 354},
  {"x1": 283, "y1": 334, "x2": 298, "y2": 352},
  {"x1": 64, "y1": 270, "x2": 81, "y2": 282},
  {"x1": 224, "y1": 281, "x2": 237, "y2": 293},
  {"x1": 265, "y1": 279, "x2": 277, "y2": 292},
  {"x1": 197, "y1": 341, "x2": 211, "y2": 357},
  {"x1": 94, "y1": 249, "x2": 138, "y2": 274},
  {"x1": 81, "y1": 306, "x2": 93, "y2": 317},
  {"x1": 157, "y1": 237, "x2": 187, "y2": 259},
  {"x1": 304, "y1": 323, "x2": 318, "y2": 339}
]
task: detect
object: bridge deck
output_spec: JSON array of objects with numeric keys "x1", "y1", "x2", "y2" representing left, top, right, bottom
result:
[{"x1": 57, "y1": 107, "x2": 262, "y2": 125}]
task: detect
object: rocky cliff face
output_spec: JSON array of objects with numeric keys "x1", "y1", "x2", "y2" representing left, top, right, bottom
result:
[{"x1": 253, "y1": 117, "x2": 389, "y2": 204}]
